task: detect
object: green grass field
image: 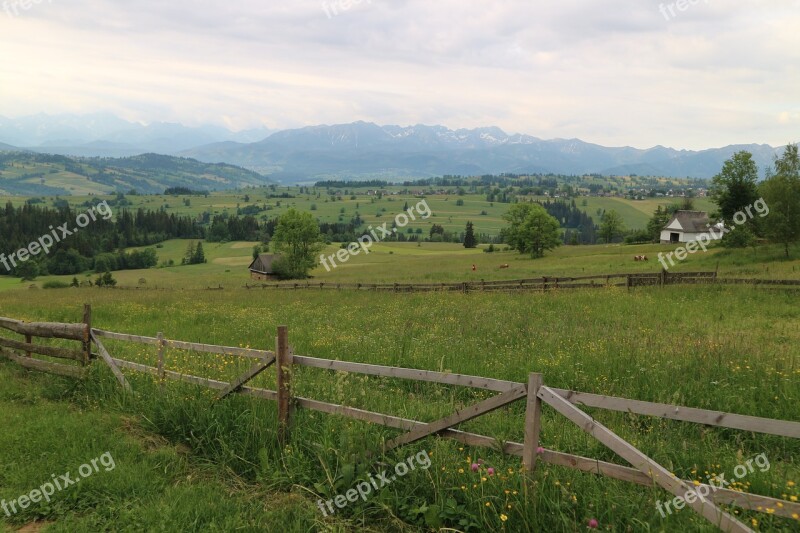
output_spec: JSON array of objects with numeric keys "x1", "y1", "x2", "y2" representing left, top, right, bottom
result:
[
  {"x1": 2, "y1": 191, "x2": 800, "y2": 531},
  {"x1": 0, "y1": 284, "x2": 798, "y2": 531},
  {"x1": 1, "y1": 185, "x2": 715, "y2": 235},
  {"x1": 3, "y1": 238, "x2": 798, "y2": 293}
]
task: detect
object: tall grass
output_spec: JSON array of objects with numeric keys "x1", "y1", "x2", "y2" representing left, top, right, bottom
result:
[{"x1": 1, "y1": 285, "x2": 798, "y2": 530}]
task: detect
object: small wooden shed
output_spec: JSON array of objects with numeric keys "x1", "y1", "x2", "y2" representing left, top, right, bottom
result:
[{"x1": 248, "y1": 253, "x2": 280, "y2": 281}]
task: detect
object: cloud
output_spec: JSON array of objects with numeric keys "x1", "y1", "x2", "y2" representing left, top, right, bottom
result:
[{"x1": 0, "y1": 0, "x2": 798, "y2": 149}]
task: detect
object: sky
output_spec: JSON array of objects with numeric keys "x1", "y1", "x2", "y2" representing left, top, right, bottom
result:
[{"x1": 0, "y1": 0, "x2": 798, "y2": 150}]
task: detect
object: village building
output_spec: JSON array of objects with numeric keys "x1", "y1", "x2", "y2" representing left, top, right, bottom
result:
[
  {"x1": 248, "y1": 253, "x2": 280, "y2": 281},
  {"x1": 660, "y1": 210, "x2": 724, "y2": 244}
]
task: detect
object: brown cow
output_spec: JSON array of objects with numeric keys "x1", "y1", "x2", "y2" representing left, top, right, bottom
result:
[{"x1": 499, "y1": 264, "x2": 510, "y2": 269}]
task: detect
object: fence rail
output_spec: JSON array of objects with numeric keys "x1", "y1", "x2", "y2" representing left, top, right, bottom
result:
[
  {"x1": 242, "y1": 271, "x2": 800, "y2": 293},
  {"x1": 1, "y1": 308, "x2": 799, "y2": 531},
  {"x1": 0, "y1": 306, "x2": 91, "y2": 377}
]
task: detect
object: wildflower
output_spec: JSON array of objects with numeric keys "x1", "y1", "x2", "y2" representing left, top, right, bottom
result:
[
  {"x1": 588, "y1": 518, "x2": 598, "y2": 529},
  {"x1": 471, "y1": 463, "x2": 479, "y2": 472},
  {"x1": 536, "y1": 446, "x2": 545, "y2": 454},
  {"x1": 500, "y1": 514, "x2": 508, "y2": 522},
  {"x1": 487, "y1": 467, "x2": 495, "y2": 476}
]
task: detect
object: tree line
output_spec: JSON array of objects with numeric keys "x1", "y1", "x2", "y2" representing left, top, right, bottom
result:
[{"x1": 0, "y1": 203, "x2": 204, "y2": 278}]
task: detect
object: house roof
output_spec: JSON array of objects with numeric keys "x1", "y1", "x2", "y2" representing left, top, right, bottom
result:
[
  {"x1": 663, "y1": 211, "x2": 714, "y2": 233},
  {"x1": 248, "y1": 253, "x2": 279, "y2": 274}
]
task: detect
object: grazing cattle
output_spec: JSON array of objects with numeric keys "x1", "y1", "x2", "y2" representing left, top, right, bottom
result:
[
  {"x1": 634, "y1": 255, "x2": 649, "y2": 261},
  {"x1": 499, "y1": 264, "x2": 510, "y2": 269},
  {"x1": 471, "y1": 264, "x2": 477, "y2": 271}
]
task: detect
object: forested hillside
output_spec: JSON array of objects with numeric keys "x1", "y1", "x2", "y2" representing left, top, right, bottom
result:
[{"x1": 0, "y1": 152, "x2": 270, "y2": 196}]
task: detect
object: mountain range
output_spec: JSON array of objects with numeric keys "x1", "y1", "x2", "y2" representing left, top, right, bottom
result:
[
  {"x1": 0, "y1": 114, "x2": 785, "y2": 183},
  {"x1": 0, "y1": 113, "x2": 273, "y2": 157}
]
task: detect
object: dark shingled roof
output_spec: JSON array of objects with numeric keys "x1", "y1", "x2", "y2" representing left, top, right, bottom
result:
[
  {"x1": 664, "y1": 210, "x2": 713, "y2": 233},
  {"x1": 248, "y1": 253, "x2": 279, "y2": 274}
]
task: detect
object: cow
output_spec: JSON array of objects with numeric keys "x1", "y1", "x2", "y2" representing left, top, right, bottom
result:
[{"x1": 499, "y1": 264, "x2": 510, "y2": 269}]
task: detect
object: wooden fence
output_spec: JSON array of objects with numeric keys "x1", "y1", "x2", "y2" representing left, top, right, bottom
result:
[
  {"x1": 243, "y1": 270, "x2": 800, "y2": 293},
  {"x1": 1, "y1": 309, "x2": 799, "y2": 532},
  {"x1": 0, "y1": 305, "x2": 91, "y2": 378}
]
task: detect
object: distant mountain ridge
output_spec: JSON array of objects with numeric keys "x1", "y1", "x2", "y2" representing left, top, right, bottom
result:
[
  {"x1": 181, "y1": 121, "x2": 783, "y2": 182},
  {"x1": 0, "y1": 114, "x2": 785, "y2": 182},
  {"x1": 0, "y1": 113, "x2": 274, "y2": 157}
]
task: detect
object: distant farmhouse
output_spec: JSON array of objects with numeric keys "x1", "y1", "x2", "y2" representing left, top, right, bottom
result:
[
  {"x1": 248, "y1": 253, "x2": 280, "y2": 281},
  {"x1": 660, "y1": 211, "x2": 724, "y2": 244}
]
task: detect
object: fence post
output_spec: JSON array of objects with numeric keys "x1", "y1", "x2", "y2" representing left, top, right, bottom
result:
[
  {"x1": 523, "y1": 373, "x2": 543, "y2": 473},
  {"x1": 82, "y1": 304, "x2": 92, "y2": 365},
  {"x1": 24, "y1": 334, "x2": 32, "y2": 358},
  {"x1": 277, "y1": 325, "x2": 293, "y2": 445},
  {"x1": 157, "y1": 332, "x2": 165, "y2": 390}
]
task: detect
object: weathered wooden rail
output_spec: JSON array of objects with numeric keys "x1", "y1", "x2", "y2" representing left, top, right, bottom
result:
[
  {"x1": 1, "y1": 309, "x2": 799, "y2": 531},
  {"x1": 0, "y1": 306, "x2": 91, "y2": 378},
  {"x1": 242, "y1": 271, "x2": 800, "y2": 293}
]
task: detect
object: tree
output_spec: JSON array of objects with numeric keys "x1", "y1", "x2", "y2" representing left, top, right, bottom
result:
[
  {"x1": 95, "y1": 271, "x2": 117, "y2": 287},
  {"x1": 599, "y1": 210, "x2": 625, "y2": 243},
  {"x1": 760, "y1": 144, "x2": 800, "y2": 258},
  {"x1": 501, "y1": 203, "x2": 561, "y2": 258},
  {"x1": 711, "y1": 151, "x2": 760, "y2": 225},
  {"x1": 17, "y1": 261, "x2": 39, "y2": 281},
  {"x1": 192, "y1": 242, "x2": 206, "y2": 264},
  {"x1": 646, "y1": 205, "x2": 671, "y2": 243},
  {"x1": 183, "y1": 242, "x2": 196, "y2": 265},
  {"x1": 271, "y1": 208, "x2": 324, "y2": 279},
  {"x1": 463, "y1": 221, "x2": 477, "y2": 248}
]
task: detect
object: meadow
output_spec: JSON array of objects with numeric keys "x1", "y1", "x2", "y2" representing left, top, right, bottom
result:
[
  {"x1": 0, "y1": 185, "x2": 717, "y2": 237},
  {"x1": 1, "y1": 277, "x2": 799, "y2": 531},
  {"x1": 1, "y1": 188, "x2": 799, "y2": 531}
]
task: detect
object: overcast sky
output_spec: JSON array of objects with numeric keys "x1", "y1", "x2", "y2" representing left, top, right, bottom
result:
[{"x1": 0, "y1": 0, "x2": 798, "y2": 149}]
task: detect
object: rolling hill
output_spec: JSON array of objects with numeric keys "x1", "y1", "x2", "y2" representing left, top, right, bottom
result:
[{"x1": 0, "y1": 152, "x2": 271, "y2": 196}]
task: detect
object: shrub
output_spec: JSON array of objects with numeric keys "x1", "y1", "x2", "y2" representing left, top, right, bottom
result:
[{"x1": 43, "y1": 280, "x2": 70, "y2": 289}]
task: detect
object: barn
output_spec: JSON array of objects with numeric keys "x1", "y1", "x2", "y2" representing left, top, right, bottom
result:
[
  {"x1": 660, "y1": 210, "x2": 724, "y2": 244},
  {"x1": 248, "y1": 253, "x2": 280, "y2": 281}
]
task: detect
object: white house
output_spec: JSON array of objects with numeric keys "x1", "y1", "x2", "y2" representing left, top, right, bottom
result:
[{"x1": 660, "y1": 210, "x2": 725, "y2": 244}]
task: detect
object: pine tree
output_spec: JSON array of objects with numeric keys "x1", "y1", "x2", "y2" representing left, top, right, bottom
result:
[
  {"x1": 183, "y1": 242, "x2": 196, "y2": 265},
  {"x1": 463, "y1": 221, "x2": 477, "y2": 248},
  {"x1": 192, "y1": 242, "x2": 206, "y2": 264}
]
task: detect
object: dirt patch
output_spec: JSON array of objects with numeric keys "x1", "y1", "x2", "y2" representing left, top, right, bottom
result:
[{"x1": 119, "y1": 416, "x2": 191, "y2": 455}]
